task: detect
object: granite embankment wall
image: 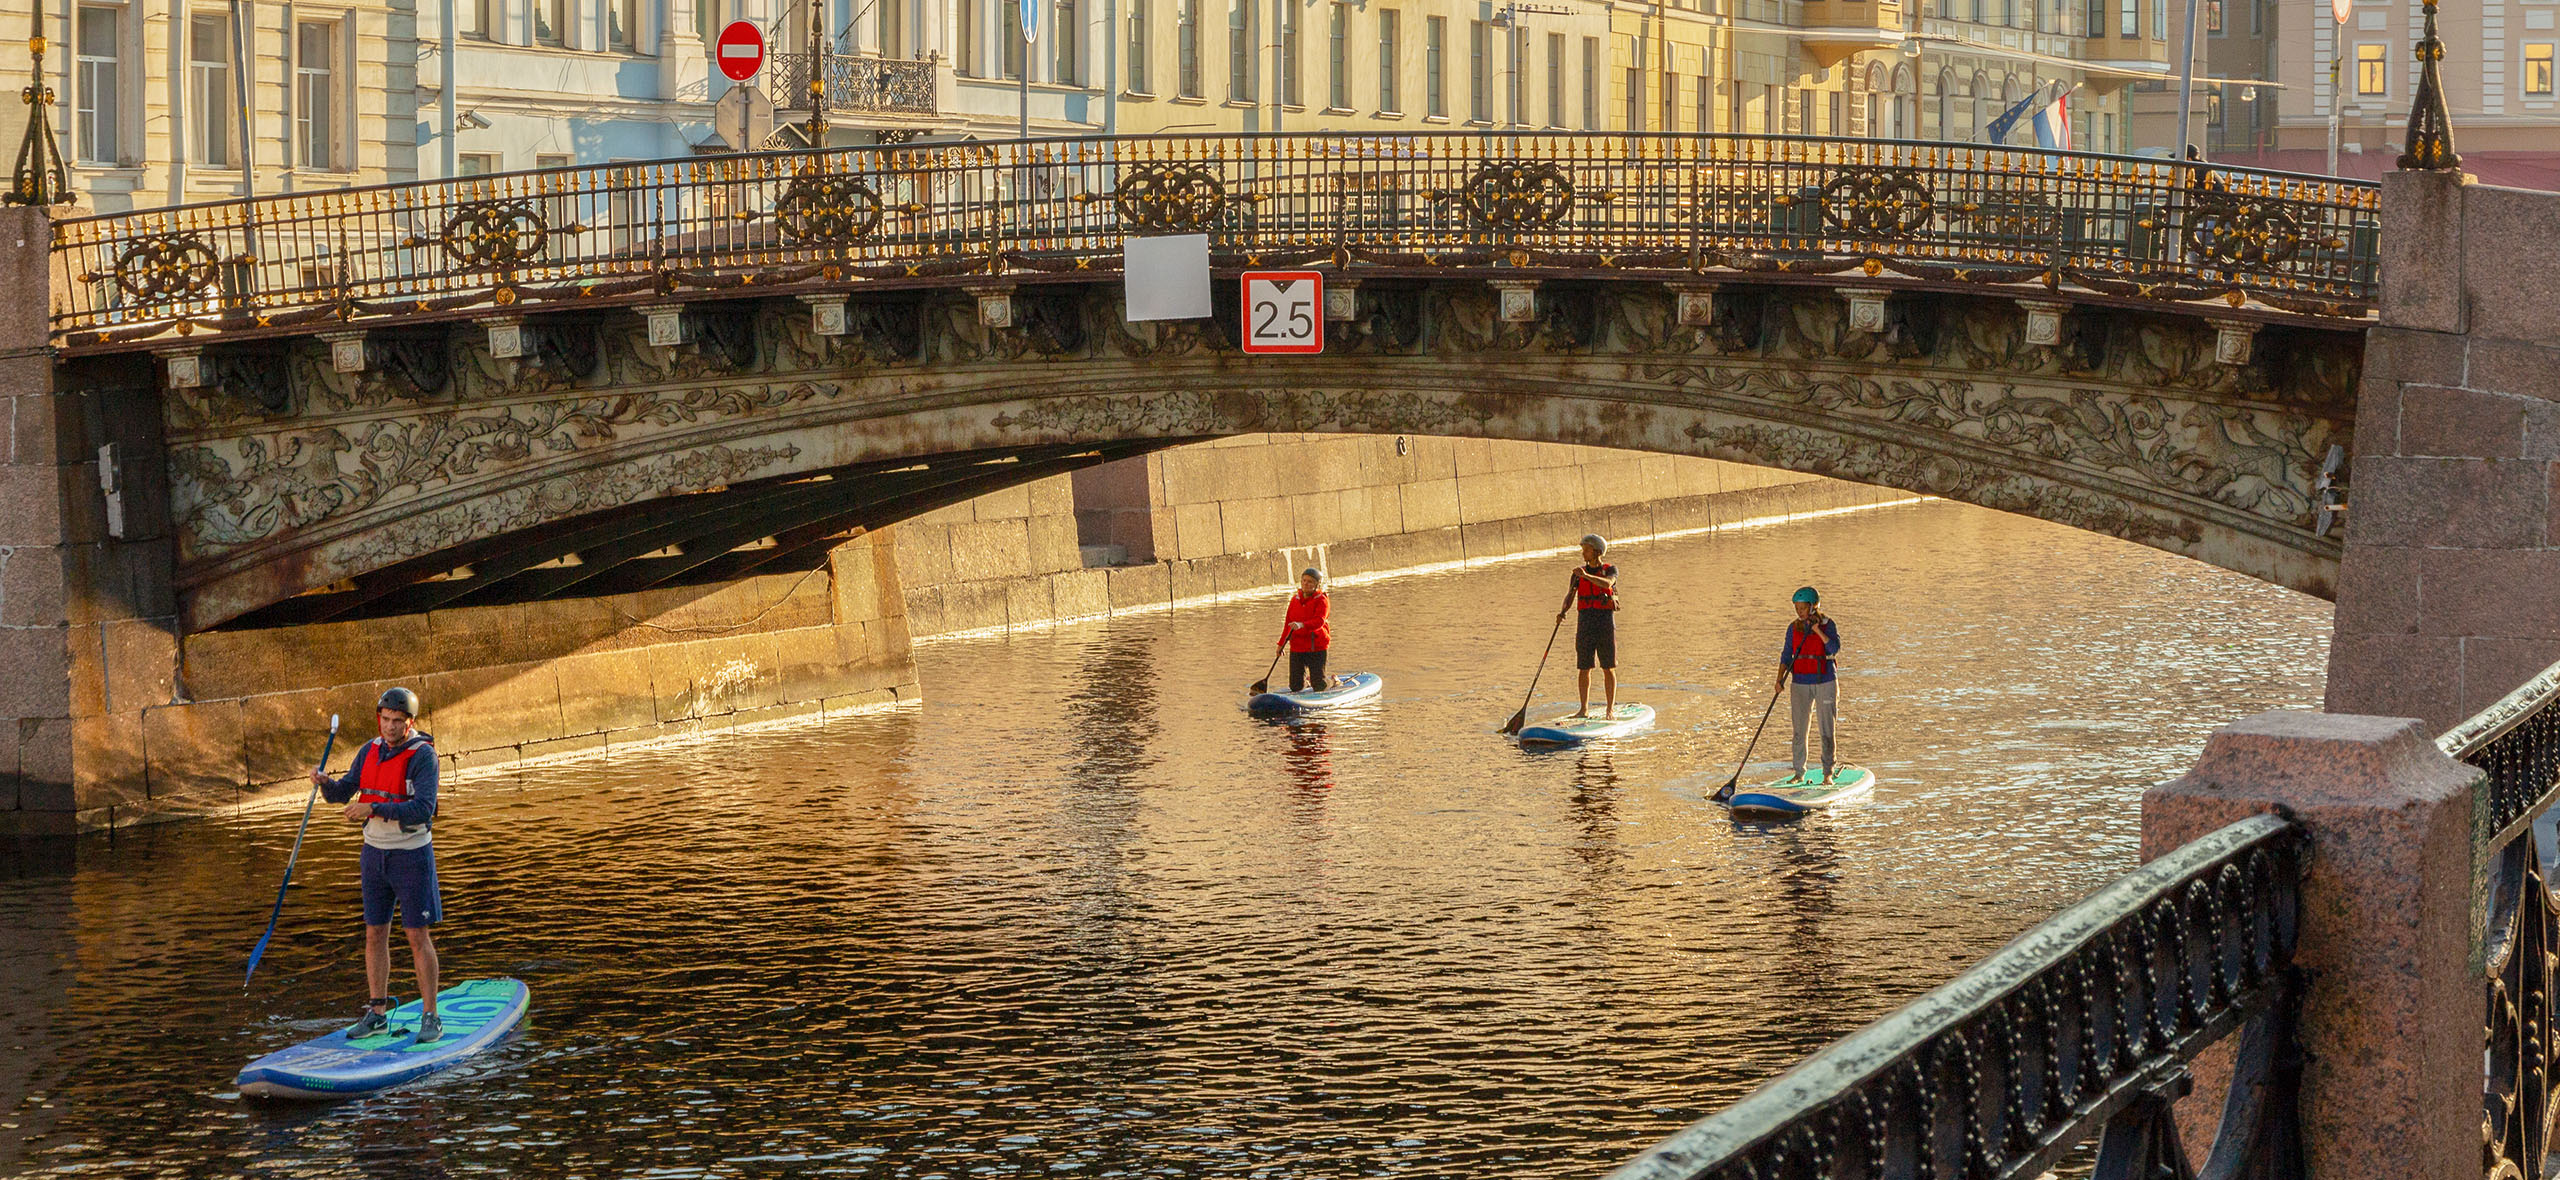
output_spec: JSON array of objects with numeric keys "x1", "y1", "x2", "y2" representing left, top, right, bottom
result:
[{"x1": 891, "y1": 433, "x2": 1912, "y2": 638}]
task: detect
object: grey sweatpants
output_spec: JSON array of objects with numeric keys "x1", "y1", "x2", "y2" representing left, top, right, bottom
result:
[{"x1": 1790, "y1": 679, "x2": 1837, "y2": 776}]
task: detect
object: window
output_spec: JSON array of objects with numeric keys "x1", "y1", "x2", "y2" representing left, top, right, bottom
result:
[
  {"x1": 1828, "y1": 89, "x2": 1843, "y2": 135},
  {"x1": 1127, "y1": 0, "x2": 1147, "y2": 90},
  {"x1": 1328, "y1": 3, "x2": 1347, "y2": 107},
  {"x1": 458, "y1": 152, "x2": 500, "y2": 175},
  {"x1": 610, "y1": 0, "x2": 637, "y2": 48},
  {"x1": 1056, "y1": 0, "x2": 1079, "y2": 83},
  {"x1": 959, "y1": 0, "x2": 978, "y2": 74},
  {"x1": 1177, "y1": 0, "x2": 1199, "y2": 94},
  {"x1": 1971, "y1": 0, "x2": 1983, "y2": 21},
  {"x1": 2528, "y1": 43, "x2": 2554, "y2": 95},
  {"x1": 296, "y1": 21, "x2": 339, "y2": 169},
  {"x1": 2152, "y1": 0, "x2": 2166, "y2": 39},
  {"x1": 460, "y1": 0, "x2": 490, "y2": 37},
  {"x1": 1547, "y1": 33, "x2": 1563, "y2": 125},
  {"x1": 1468, "y1": 20, "x2": 1487, "y2": 121},
  {"x1": 188, "y1": 13, "x2": 231, "y2": 167},
  {"x1": 1377, "y1": 9, "x2": 1398, "y2": 110},
  {"x1": 2088, "y1": 0, "x2": 2104, "y2": 36},
  {"x1": 1424, "y1": 16, "x2": 1443, "y2": 116},
  {"x1": 1580, "y1": 36, "x2": 1597, "y2": 128},
  {"x1": 884, "y1": 0, "x2": 907, "y2": 56},
  {"x1": 74, "y1": 4, "x2": 120, "y2": 165},
  {"x1": 2249, "y1": 0, "x2": 2261, "y2": 35},
  {"x1": 1624, "y1": 65, "x2": 1641, "y2": 128},
  {"x1": 537, "y1": 0, "x2": 565, "y2": 44},
  {"x1": 1228, "y1": 0, "x2": 1250, "y2": 100},
  {"x1": 2355, "y1": 42, "x2": 2386, "y2": 95},
  {"x1": 2204, "y1": 0, "x2": 2221, "y2": 33},
  {"x1": 1281, "y1": 1, "x2": 1299, "y2": 104},
  {"x1": 1001, "y1": 0, "x2": 1024, "y2": 80},
  {"x1": 1696, "y1": 74, "x2": 1711, "y2": 131}
]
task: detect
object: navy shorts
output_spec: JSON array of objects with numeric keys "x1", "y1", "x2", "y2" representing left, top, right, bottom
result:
[
  {"x1": 1575, "y1": 610, "x2": 1617, "y2": 670},
  {"x1": 360, "y1": 843, "x2": 442, "y2": 929}
]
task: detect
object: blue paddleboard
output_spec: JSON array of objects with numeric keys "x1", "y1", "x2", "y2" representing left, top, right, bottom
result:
[
  {"x1": 1248, "y1": 671, "x2": 1384, "y2": 715},
  {"x1": 1726, "y1": 765, "x2": 1876, "y2": 819},
  {"x1": 236, "y1": 977, "x2": 529, "y2": 1100},
  {"x1": 1517, "y1": 703, "x2": 1656, "y2": 746}
]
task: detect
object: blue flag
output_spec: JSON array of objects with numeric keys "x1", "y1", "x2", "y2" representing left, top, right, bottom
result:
[{"x1": 1983, "y1": 83, "x2": 2051, "y2": 145}]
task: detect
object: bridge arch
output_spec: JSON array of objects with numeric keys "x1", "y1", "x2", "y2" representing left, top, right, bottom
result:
[{"x1": 141, "y1": 279, "x2": 2362, "y2": 631}]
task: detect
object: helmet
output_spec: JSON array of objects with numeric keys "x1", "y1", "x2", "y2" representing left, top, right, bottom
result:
[
  {"x1": 1791, "y1": 586, "x2": 1820, "y2": 605},
  {"x1": 377, "y1": 687, "x2": 421, "y2": 717},
  {"x1": 1301, "y1": 567, "x2": 1323, "y2": 581},
  {"x1": 1580, "y1": 534, "x2": 1608, "y2": 555}
]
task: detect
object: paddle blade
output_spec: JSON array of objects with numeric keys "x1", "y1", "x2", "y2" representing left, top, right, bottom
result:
[
  {"x1": 1249, "y1": 679, "x2": 1270, "y2": 695},
  {"x1": 244, "y1": 925, "x2": 276, "y2": 988},
  {"x1": 1711, "y1": 780, "x2": 1736, "y2": 803},
  {"x1": 1499, "y1": 707, "x2": 1527, "y2": 735}
]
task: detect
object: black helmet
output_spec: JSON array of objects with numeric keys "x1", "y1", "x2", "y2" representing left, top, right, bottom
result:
[{"x1": 377, "y1": 687, "x2": 421, "y2": 717}]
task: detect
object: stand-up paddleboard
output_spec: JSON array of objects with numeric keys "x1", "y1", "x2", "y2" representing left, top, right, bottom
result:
[
  {"x1": 1726, "y1": 766, "x2": 1876, "y2": 819},
  {"x1": 237, "y1": 978, "x2": 529, "y2": 1100},
  {"x1": 1517, "y1": 703, "x2": 1656, "y2": 746},
  {"x1": 1248, "y1": 671, "x2": 1383, "y2": 715}
]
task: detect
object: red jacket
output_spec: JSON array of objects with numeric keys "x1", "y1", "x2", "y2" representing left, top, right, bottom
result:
[{"x1": 1281, "y1": 590, "x2": 1331, "y2": 652}]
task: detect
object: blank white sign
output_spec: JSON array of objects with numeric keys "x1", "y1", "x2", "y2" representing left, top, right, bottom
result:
[{"x1": 1123, "y1": 234, "x2": 1212, "y2": 322}]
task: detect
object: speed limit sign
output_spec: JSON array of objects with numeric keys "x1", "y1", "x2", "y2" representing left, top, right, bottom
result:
[{"x1": 1240, "y1": 271, "x2": 1324, "y2": 354}]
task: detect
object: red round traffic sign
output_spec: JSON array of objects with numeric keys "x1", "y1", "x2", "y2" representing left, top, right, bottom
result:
[{"x1": 715, "y1": 20, "x2": 766, "y2": 82}]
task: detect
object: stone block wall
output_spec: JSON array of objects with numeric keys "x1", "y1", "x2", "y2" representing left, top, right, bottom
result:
[
  {"x1": 2329, "y1": 175, "x2": 2560, "y2": 730},
  {"x1": 902, "y1": 431, "x2": 1907, "y2": 638}
]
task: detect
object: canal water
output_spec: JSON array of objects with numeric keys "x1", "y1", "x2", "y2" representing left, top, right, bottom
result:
[{"x1": 0, "y1": 498, "x2": 2332, "y2": 1178}]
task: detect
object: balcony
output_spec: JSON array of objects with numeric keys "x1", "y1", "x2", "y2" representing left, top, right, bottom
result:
[{"x1": 767, "y1": 53, "x2": 939, "y2": 117}]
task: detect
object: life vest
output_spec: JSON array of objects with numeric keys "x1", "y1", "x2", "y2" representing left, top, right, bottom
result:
[
  {"x1": 356, "y1": 736, "x2": 430, "y2": 822},
  {"x1": 1786, "y1": 622, "x2": 1833, "y2": 676},
  {"x1": 1574, "y1": 565, "x2": 1618, "y2": 611}
]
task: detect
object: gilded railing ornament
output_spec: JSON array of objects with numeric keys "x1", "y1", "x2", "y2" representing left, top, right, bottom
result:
[
  {"x1": 2184, "y1": 196, "x2": 2314, "y2": 267},
  {"x1": 1113, "y1": 162, "x2": 1229, "y2": 232},
  {"x1": 439, "y1": 201, "x2": 552, "y2": 267},
  {"x1": 108, "y1": 233, "x2": 222, "y2": 303},
  {"x1": 6, "y1": 8, "x2": 72, "y2": 207},
  {"x1": 2398, "y1": 0, "x2": 2462, "y2": 171},
  {"x1": 1818, "y1": 169, "x2": 1936, "y2": 236},
  {"x1": 774, "y1": 172, "x2": 885, "y2": 245},
  {"x1": 1458, "y1": 161, "x2": 1575, "y2": 228}
]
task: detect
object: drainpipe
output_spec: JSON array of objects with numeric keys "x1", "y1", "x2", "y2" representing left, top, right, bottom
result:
[{"x1": 441, "y1": 0, "x2": 457, "y2": 175}]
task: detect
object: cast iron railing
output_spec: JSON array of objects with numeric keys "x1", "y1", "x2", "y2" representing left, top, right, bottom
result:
[
  {"x1": 2442, "y1": 657, "x2": 2560, "y2": 1180},
  {"x1": 767, "y1": 52, "x2": 938, "y2": 116},
  {"x1": 1607, "y1": 812, "x2": 2307, "y2": 1180},
  {"x1": 47, "y1": 132, "x2": 2382, "y2": 351}
]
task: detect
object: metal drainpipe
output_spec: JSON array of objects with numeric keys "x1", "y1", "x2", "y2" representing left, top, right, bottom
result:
[{"x1": 441, "y1": 0, "x2": 457, "y2": 175}]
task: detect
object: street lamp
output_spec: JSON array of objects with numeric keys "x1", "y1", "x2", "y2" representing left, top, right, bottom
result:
[
  {"x1": 1490, "y1": 1, "x2": 1570, "y2": 129},
  {"x1": 1902, "y1": 36, "x2": 1922, "y2": 139}
]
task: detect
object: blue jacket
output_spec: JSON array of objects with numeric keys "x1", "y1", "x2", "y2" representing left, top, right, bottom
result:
[{"x1": 1779, "y1": 619, "x2": 1842, "y2": 685}]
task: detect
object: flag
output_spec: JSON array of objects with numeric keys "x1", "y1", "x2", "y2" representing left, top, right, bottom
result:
[
  {"x1": 1983, "y1": 83, "x2": 2049, "y2": 145},
  {"x1": 2033, "y1": 90, "x2": 2071, "y2": 149}
]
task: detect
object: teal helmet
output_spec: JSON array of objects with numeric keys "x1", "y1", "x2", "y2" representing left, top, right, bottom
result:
[
  {"x1": 377, "y1": 687, "x2": 421, "y2": 717},
  {"x1": 1791, "y1": 586, "x2": 1820, "y2": 605}
]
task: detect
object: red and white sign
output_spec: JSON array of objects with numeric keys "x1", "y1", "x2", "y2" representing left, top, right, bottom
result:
[
  {"x1": 715, "y1": 21, "x2": 766, "y2": 82},
  {"x1": 1240, "y1": 271, "x2": 1324, "y2": 354}
]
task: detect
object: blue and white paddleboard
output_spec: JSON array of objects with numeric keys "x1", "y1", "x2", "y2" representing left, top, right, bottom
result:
[
  {"x1": 1517, "y1": 703, "x2": 1656, "y2": 746},
  {"x1": 1248, "y1": 671, "x2": 1384, "y2": 715},
  {"x1": 236, "y1": 977, "x2": 529, "y2": 1100},
  {"x1": 1726, "y1": 765, "x2": 1876, "y2": 819}
]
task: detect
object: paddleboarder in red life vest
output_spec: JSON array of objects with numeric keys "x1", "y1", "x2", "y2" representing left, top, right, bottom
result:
[
  {"x1": 1773, "y1": 587, "x2": 1842, "y2": 785},
  {"x1": 312, "y1": 687, "x2": 444, "y2": 1043},
  {"x1": 1557, "y1": 534, "x2": 1619, "y2": 718},
  {"x1": 1279, "y1": 568, "x2": 1334, "y2": 692}
]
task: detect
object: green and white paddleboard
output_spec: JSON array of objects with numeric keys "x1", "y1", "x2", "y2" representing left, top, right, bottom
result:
[
  {"x1": 1726, "y1": 765, "x2": 1876, "y2": 818},
  {"x1": 1517, "y1": 703, "x2": 1656, "y2": 746}
]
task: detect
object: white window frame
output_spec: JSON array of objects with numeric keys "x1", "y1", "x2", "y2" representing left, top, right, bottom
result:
[
  {"x1": 188, "y1": 10, "x2": 233, "y2": 168},
  {"x1": 73, "y1": 2, "x2": 127, "y2": 166},
  {"x1": 294, "y1": 17, "x2": 347, "y2": 171}
]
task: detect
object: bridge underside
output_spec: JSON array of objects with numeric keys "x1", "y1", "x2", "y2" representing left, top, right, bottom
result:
[{"x1": 97, "y1": 277, "x2": 2363, "y2": 632}]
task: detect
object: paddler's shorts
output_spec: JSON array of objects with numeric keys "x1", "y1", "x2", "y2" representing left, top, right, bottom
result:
[
  {"x1": 1575, "y1": 609, "x2": 1617, "y2": 670},
  {"x1": 360, "y1": 843, "x2": 442, "y2": 929}
]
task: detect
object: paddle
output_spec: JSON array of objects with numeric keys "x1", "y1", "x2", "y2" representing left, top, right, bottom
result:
[
  {"x1": 1711, "y1": 682, "x2": 1785, "y2": 804},
  {"x1": 246, "y1": 714, "x2": 339, "y2": 989},
  {"x1": 1249, "y1": 639, "x2": 1288, "y2": 696},
  {"x1": 1500, "y1": 612, "x2": 1570, "y2": 736}
]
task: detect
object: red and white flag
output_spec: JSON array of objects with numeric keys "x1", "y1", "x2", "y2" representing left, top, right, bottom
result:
[{"x1": 2332, "y1": 0, "x2": 2350, "y2": 23}]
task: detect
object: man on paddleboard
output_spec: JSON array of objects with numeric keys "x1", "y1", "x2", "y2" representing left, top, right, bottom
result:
[
  {"x1": 1774, "y1": 587, "x2": 1842, "y2": 785},
  {"x1": 312, "y1": 687, "x2": 445, "y2": 1043},
  {"x1": 1280, "y1": 568, "x2": 1333, "y2": 692},
  {"x1": 1557, "y1": 535, "x2": 1619, "y2": 718}
]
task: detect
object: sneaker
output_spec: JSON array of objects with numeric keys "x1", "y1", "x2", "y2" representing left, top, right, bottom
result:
[
  {"x1": 349, "y1": 1003, "x2": 390, "y2": 1038},
  {"x1": 415, "y1": 1013, "x2": 443, "y2": 1044}
]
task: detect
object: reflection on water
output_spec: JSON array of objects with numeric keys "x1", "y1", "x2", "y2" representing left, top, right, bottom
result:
[{"x1": 0, "y1": 500, "x2": 2331, "y2": 1177}]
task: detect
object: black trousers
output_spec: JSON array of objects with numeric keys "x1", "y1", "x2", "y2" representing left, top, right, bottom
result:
[{"x1": 1289, "y1": 650, "x2": 1329, "y2": 692}]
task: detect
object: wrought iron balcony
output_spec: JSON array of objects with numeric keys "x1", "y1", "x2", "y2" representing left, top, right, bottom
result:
[{"x1": 766, "y1": 53, "x2": 938, "y2": 117}]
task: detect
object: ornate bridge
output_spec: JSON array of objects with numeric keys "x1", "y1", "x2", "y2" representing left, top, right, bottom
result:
[{"x1": 43, "y1": 132, "x2": 2381, "y2": 632}]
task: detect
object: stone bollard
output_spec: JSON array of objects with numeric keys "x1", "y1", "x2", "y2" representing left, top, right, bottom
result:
[{"x1": 2142, "y1": 709, "x2": 2482, "y2": 1180}]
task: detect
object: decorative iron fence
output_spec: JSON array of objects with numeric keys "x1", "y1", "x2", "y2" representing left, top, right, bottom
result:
[
  {"x1": 46, "y1": 132, "x2": 2381, "y2": 351},
  {"x1": 766, "y1": 53, "x2": 938, "y2": 116},
  {"x1": 1606, "y1": 812, "x2": 2307, "y2": 1180},
  {"x1": 2441, "y1": 658, "x2": 2560, "y2": 1180}
]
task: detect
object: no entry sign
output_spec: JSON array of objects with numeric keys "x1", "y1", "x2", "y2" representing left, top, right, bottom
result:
[
  {"x1": 1240, "y1": 271, "x2": 1324, "y2": 354},
  {"x1": 715, "y1": 21, "x2": 766, "y2": 82}
]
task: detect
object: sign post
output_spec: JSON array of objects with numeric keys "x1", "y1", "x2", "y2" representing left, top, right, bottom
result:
[
  {"x1": 715, "y1": 20, "x2": 766, "y2": 81},
  {"x1": 1019, "y1": 0, "x2": 1039, "y2": 137},
  {"x1": 1240, "y1": 271, "x2": 1325, "y2": 355}
]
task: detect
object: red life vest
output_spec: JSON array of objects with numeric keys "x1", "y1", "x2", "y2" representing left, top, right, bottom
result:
[
  {"x1": 1786, "y1": 622, "x2": 1833, "y2": 676},
  {"x1": 1574, "y1": 564, "x2": 1618, "y2": 611},
  {"x1": 356, "y1": 738, "x2": 425, "y2": 809}
]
